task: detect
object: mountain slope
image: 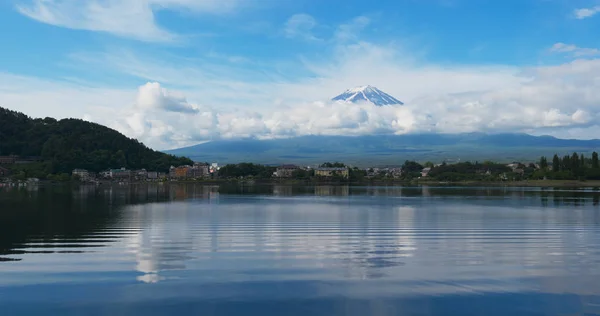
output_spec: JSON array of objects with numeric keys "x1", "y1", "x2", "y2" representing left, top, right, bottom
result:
[
  {"x1": 0, "y1": 107, "x2": 192, "y2": 173},
  {"x1": 332, "y1": 85, "x2": 404, "y2": 106},
  {"x1": 166, "y1": 133, "x2": 600, "y2": 166}
]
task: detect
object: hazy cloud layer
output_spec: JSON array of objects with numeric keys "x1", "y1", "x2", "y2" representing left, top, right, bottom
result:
[
  {"x1": 16, "y1": 0, "x2": 239, "y2": 42},
  {"x1": 4, "y1": 6, "x2": 600, "y2": 150},
  {"x1": 94, "y1": 58, "x2": 599, "y2": 150}
]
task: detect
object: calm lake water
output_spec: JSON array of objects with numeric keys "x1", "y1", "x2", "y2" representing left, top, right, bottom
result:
[{"x1": 1, "y1": 184, "x2": 600, "y2": 316}]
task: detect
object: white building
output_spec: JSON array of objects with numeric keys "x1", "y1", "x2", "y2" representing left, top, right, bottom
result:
[{"x1": 72, "y1": 169, "x2": 90, "y2": 181}]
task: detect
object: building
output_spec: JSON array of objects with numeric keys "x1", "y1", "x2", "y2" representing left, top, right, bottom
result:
[
  {"x1": 276, "y1": 165, "x2": 299, "y2": 178},
  {"x1": 0, "y1": 156, "x2": 17, "y2": 165},
  {"x1": 315, "y1": 167, "x2": 349, "y2": 178},
  {"x1": 0, "y1": 166, "x2": 10, "y2": 177},
  {"x1": 506, "y1": 162, "x2": 521, "y2": 171},
  {"x1": 110, "y1": 168, "x2": 132, "y2": 180},
  {"x1": 147, "y1": 171, "x2": 158, "y2": 180},
  {"x1": 421, "y1": 167, "x2": 431, "y2": 177},
  {"x1": 389, "y1": 168, "x2": 403, "y2": 178},
  {"x1": 170, "y1": 165, "x2": 192, "y2": 179},
  {"x1": 191, "y1": 163, "x2": 210, "y2": 178},
  {"x1": 100, "y1": 170, "x2": 111, "y2": 178},
  {"x1": 15, "y1": 156, "x2": 43, "y2": 164},
  {"x1": 135, "y1": 169, "x2": 148, "y2": 180},
  {"x1": 210, "y1": 163, "x2": 219, "y2": 174},
  {"x1": 72, "y1": 169, "x2": 91, "y2": 181}
]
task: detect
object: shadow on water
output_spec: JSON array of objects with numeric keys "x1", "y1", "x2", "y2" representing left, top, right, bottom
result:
[
  {"x1": 0, "y1": 184, "x2": 173, "y2": 261},
  {"x1": 2, "y1": 183, "x2": 599, "y2": 263},
  {"x1": 1, "y1": 183, "x2": 600, "y2": 315}
]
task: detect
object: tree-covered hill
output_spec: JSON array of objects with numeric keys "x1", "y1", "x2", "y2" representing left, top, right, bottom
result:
[{"x1": 0, "y1": 107, "x2": 192, "y2": 173}]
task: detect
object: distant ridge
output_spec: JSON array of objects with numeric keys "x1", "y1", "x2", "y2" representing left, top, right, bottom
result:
[{"x1": 165, "y1": 133, "x2": 600, "y2": 166}]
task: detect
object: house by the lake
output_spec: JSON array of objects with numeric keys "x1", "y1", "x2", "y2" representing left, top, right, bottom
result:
[
  {"x1": 72, "y1": 169, "x2": 92, "y2": 181},
  {"x1": 275, "y1": 165, "x2": 300, "y2": 178},
  {"x1": 315, "y1": 167, "x2": 349, "y2": 179},
  {"x1": 421, "y1": 167, "x2": 431, "y2": 177}
]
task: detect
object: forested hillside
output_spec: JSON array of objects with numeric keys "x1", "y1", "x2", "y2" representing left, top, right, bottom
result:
[{"x1": 0, "y1": 107, "x2": 192, "y2": 174}]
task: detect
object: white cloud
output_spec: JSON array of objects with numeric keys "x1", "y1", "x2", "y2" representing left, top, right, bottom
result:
[
  {"x1": 550, "y1": 43, "x2": 600, "y2": 57},
  {"x1": 335, "y1": 16, "x2": 370, "y2": 42},
  {"x1": 136, "y1": 82, "x2": 199, "y2": 113},
  {"x1": 573, "y1": 6, "x2": 600, "y2": 19},
  {"x1": 83, "y1": 64, "x2": 600, "y2": 149},
  {"x1": 15, "y1": 0, "x2": 239, "y2": 42},
  {"x1": 3, "y1": 29, "x2": 600, "y2": 149},
  {"x1": 284, "y1": 14, "x2": 320, "y2": 41}
]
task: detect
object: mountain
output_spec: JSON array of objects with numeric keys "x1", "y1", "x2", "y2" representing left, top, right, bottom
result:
[
  {"x1": 331, "y1": 85, "x2": 404, "y2": 106},
  {"x1": 0, "y1": 107, "x2": 192, "y2": 174},
  {"x1": 165, "y1": 133, "x2": 600, "y2": 166}
]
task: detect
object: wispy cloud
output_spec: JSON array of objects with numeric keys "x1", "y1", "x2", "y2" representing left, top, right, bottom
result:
[
  {"x1": 573, "y1": 5, "x2": 600, "y2": 19},
  {"x1": 283, "y1": 14, "x2": 321, "y2": 41},
  {"x1": 335, "y1": 16, "x2": 370, "y2": 42},
  {"x1": 15, "y1": 0, "x2": 240, "y2": 42},
  {"x1": 549, "y1": 42, "x2": 600, "y2": 57},
  {"x1": 5, "y1": 38, "x2": 600, "y2": 149},
  {"x1": 5, "y1": 6, "x2": 600, "y2": 149}
]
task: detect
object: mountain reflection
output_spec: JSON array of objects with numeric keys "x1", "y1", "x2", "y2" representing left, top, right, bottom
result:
[{"x1": 1, "y1": 183, "x2": 600, "y2": 286}]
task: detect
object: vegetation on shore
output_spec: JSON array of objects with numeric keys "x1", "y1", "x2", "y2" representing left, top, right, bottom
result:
[
  {"x1": 213, "y1": 153, "x2": 600, "y2": 185},
  {"x1": 0, "y1": 107, "x2": 192, "y2": 179}
]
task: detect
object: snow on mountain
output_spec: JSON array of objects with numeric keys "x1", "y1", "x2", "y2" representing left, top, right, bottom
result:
[{"x1": 331, "y1": 85, "x2": 404, "y2": 106}]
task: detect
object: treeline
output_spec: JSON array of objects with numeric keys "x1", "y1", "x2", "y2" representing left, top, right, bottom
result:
[
  {"x1": 218, "y1": 163, "x2": 276, "y2": 179},
  {"x1": 0, "y1": 107, "x2": 192, "y2": 177},
  {"x1": 213, "y1": 154, "x2": 600, "y2": 182},
  {"x1": 415, "y1": 152, "x2": 600, "y2": 181},
  {"x1": 539, "y1": 152, "x2": 600, "y2": 180}
]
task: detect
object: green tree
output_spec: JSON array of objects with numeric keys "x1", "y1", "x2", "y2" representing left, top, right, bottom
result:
[
  {"x1": 320, "y1": 162, "x2": 346, "y2": 168},
  {"x1": 349, "y1": 167, "x2": 366, "y2": 181},
  {"x1": 402, "y1": 160, "x2": 424, "y2": 173},
  {"x1": 562, "y1": 155, "x2": 571, "y2": 172},
  {"x1": 539, "y1": 156, "x2": 548, "y2": 170},
  {"x1": 0, "y1": 106, "x2": 192, "y2": 173},
  {"x1": 552, "y1": 155, "x2": 560, "y2": 172},
  {"x1": 593, "y1": 152, "x2": 599, "y2": 169}
]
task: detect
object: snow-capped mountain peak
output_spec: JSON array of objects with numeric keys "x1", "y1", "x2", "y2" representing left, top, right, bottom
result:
[{"x1": 331, "y1": 85, "x2": 404, "y2": 106}]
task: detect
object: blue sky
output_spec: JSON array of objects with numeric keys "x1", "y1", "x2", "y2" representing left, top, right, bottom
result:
[{"x1": 1, "y1": 0, "x2": 600, "y2": 149}]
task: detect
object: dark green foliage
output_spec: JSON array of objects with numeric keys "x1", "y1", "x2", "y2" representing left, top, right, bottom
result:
[
  {"x1": 292, "y1": 169, "x2": 314, "y2": 179},
  {"x1": 539, "y1": 156, "x2": 548, "y2": 170},
  {"x1": 530, "y1": 152, "x2": 600, "y2": 180},
  {"x1": 349, "y1": 167, "x2": 366, "y2": 181},
  {"x1": 428, "y1": 161, "x2": 511, "y2": 181},
  {"x1": 320, "y1": 162, "x2": 346, "y2": 168},
  {"x1": 0, "y1": 107, "x2": 192, "y2": 173},
  {"x1": 218, "y1": 163, "x2": 276, "y2": 178},
  {"x1": 552, "y1": 155, "x2": 560, "y2": 172},
  {"x1": 402, "y1": 160, "x2": 423, "y2": 173},
  {"x1": 586, "y1": 168, "x2": 600, "y2": 180}
]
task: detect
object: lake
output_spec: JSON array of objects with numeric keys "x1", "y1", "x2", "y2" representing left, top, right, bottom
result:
[{"x1": 1, "y1": 184, "x2": 600, "y2": 316}]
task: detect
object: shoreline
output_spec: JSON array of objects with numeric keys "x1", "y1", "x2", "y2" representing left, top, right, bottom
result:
[{"x1": 5, "y1": 178, "x2": 600, "y2": 188}]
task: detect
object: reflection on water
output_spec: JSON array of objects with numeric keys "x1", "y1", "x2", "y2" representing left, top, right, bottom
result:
[{"x1": 1, "y1": 184, "x2": 600, "y2": 315}]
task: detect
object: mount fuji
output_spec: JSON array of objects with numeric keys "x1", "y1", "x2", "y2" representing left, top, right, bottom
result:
[
  {"x1": 165, "y1": 87, "x2": 600, "y2": 165},
  {"x1": 332, "y1": 85, "x2": 404, "y2": 106}
]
